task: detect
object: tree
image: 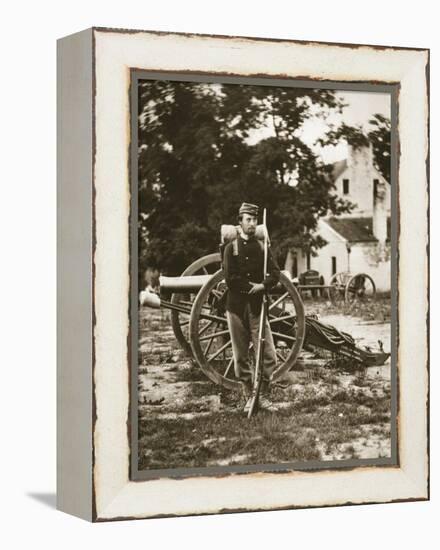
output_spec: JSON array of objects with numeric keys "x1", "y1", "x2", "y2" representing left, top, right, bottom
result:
[
  {"x1": 138, "y1": 81, "x2": 353, "y2": 275},
  {"x1": 368, "y1": 114, "x2": 391, "y2": 182},
  {"x1": 138, "y1": 81, "x2": 223, "y2": 275},
  {"x1": 318, "y1": 114, "x2": 391, "y2": 182}
]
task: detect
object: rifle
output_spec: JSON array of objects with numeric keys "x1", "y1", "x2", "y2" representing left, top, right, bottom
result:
[{"x1": 247, "y1": 208, "x2": 268, "y2": 418}]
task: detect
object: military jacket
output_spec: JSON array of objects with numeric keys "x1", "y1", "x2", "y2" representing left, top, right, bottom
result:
[{"x1": 223, "y1": 236, "x2": 280, "y2": 317}]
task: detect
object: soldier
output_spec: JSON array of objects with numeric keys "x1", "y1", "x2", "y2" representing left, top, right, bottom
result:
[{"x1": 223, "y1": 202, "x2": 281, "y2": 413}]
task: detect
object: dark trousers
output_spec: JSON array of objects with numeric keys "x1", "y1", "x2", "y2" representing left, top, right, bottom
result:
[{"x1": 226, "y1": 304, "x2": 277, "y2": 387}]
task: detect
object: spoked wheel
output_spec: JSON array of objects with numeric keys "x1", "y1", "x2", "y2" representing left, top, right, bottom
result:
[
  {"x1": 189, "y1": 270, "x2": 306, "y2": 391},
  {"x1": 328, "y1": 272, "x2": 351, "y2": 305},
  {"x1": 345, "y1": 273, "x2": 376, "y2": 304},
  {"x1": 170, "y1": 253, "x2": 221, "y2": 356}
]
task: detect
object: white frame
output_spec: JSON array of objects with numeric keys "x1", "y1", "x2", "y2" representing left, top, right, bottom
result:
[{"x1": 57, "y1": 27, "x2": 429, "y2": 522}]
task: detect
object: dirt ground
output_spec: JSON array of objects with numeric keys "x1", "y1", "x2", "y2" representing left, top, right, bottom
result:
[{"x1": 138, "y1": 296, "x2": 392, "y2": 471}]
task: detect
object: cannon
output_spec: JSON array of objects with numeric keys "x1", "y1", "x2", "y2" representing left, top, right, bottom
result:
[
  {"x1": 291, "y1": 270, "x2": 377, "y2": 303},
  {"x1": 140, "y1": 253, "x2": 389, "y2": 391},
  {"x1": 328, "y1": 271, "x2": 377, "y2": 304}
]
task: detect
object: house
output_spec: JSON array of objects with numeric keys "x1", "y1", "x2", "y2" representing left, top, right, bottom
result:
[{"x1": 285, "y1": 144, "x2": 391, "y2": 292}]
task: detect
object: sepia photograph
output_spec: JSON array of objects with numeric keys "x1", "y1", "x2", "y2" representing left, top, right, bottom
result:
[
  {"x1": 134, "y1": 75, "x2": 396, "y2": 476},
  {"x1": 54, "y1": 23, "x2": 428, "y2": 523}
]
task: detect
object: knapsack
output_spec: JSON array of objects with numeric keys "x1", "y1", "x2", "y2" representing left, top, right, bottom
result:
[{"x1": 219, "y1": 224, "x2": 267, "y2": 266}]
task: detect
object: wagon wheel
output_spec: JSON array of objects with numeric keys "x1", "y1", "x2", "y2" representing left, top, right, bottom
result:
[
  {"x1": 189, "y1": 270, "x2": 306, "y2": 391},
  {"x1": 328, "y1": 271, "x2": 351, "y2": 304},
  {"x1": 170, "y1": 253, "x2": 221, "y2": 356},
  {"x1": 345, "y1": 273, "x2": 376, "y2": 304}
]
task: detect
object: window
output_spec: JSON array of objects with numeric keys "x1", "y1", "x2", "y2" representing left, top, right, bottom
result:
[
  {"x1": 306, "y1": 252, "x2": 311, "y2": 270},
  {"x1": 331, "y1": 256, "x2": 337, "y2": 276},
  {"x1": 292, "y1": 254, "x2": 298, "y2": 278},
  {"x1": 373, "y1": 179, "x2": 379, "y2": 199},
  {"x1": 343, "y1": 179, "x2": 349, "y2": 194}
]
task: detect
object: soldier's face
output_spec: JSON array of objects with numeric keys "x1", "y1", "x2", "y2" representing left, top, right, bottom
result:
[{"x1": 240, "y1": 214, "x2": 257, "y2": 235}]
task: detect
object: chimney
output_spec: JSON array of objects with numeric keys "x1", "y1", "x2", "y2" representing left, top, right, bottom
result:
[
  {"x1": 373, "y1": 179, "x2": 387, "y2": 244},
  {"x1": 346, "y1": 143, "x2": 373, "y2": 168}
]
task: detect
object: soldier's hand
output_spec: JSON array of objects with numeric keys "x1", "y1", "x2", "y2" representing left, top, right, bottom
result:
[{"x1": 248, "y1": 283, "x2": 265, "y2": 295}]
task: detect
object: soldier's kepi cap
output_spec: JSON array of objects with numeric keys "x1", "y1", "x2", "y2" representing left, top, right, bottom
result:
[{"x1": 238, "y1": 202, "x2": 259, "y2": 217}]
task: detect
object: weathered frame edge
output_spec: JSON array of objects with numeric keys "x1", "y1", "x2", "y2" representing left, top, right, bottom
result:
[
  {"x1": 56, "y1": 27, "x2": 94, "y2": 522},
  {"x1": 88, "y1": 29, "x2": 429, "y2": 522}
]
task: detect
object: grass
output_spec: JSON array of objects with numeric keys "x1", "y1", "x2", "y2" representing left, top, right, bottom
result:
[
  {"x1": 138, "y1": 298, "x2": 392, "y2": 470},
  {"x1": 317, "y1": 294, "x2": 391, "y2": 322},
  {"x1": 138, "y1": 383, "x2": 391, "y2": 469},
  {"x1": 138, "y1": 410, "x2": 322, "y2": 470},
  {"x1": 173, "y1": 360, "x2": 207, "y2": 382}
]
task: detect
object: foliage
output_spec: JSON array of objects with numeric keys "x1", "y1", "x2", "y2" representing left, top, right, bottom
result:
[
  {"x1": 138, "y1": 81, "x2": 356, "y2": 275},
  {"x1": 318, "y1": 122, "x2": 371, "y2": 150},
  {"x1": 318, "y1": 114, "x2": 391, "y2": 182},
  {"x1": 368, "y1": 114, "x2": 391, "y2": 182}
]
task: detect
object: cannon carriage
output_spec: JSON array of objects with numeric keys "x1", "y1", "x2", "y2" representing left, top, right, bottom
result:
[
  {"x1": 327, "y1": 271, "x2": 377, "y2": 305},
  {"x1": 288, "y1": 269, "x2": 377, "y2": 304},
  {"x1": 140, "y1": 251, "x2": 389, "y2": 391}
]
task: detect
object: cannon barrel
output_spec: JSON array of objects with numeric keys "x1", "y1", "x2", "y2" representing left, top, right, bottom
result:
[
  {"x1": 139, "y1": 274, "x2": 212, "y2": 311},
  {"x1": 159, "y1": 274, "x2": 212, "y2": 293},
  {"x1": 140, "y1": 269, "x2": 317, "y2": 311},
  {"x1": 160, "y1": 271, "x2": 296, "y2": 294}
]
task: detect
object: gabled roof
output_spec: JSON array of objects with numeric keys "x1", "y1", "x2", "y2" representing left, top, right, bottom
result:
[
  {"x1": 325, "y1": 217, "x2": 391, "y2": 243},
  {"x1": 330, "y1": 159, "x2": 348, "y2": 180}
]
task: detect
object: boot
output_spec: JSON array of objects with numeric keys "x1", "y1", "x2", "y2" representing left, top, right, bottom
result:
[
  {"x1": 240, "y1": 379, "x2": 253, "y2": 412},
  {"x1": 258, "y1": 379, "x2": 278, "y2": 412}
]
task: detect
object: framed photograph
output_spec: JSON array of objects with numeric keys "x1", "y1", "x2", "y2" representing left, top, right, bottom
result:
[{"x1": 57, "y1": 27, "x2": 429, "y2": 521}]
